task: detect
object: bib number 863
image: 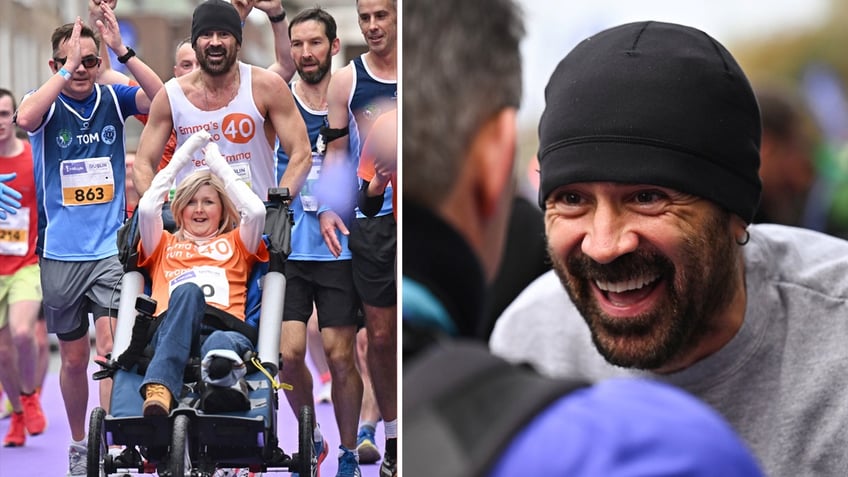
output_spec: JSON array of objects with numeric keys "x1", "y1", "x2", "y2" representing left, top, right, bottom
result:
[{"x1": 74, "y1": 187, "x2": 105, "y2": 203}]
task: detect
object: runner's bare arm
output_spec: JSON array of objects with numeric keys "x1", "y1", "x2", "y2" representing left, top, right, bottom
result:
[{"x1": 134, "y1": 90, "x2": 175, "y2": 195}]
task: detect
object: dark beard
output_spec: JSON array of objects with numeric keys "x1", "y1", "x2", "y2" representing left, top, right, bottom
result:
[
  {"x1": 550, "y1": 209, "x2": 739, "y2": 370},
  {"x1": 297, "y1": 59, "x2": 331, "y2": 85},
  {"x1": 198, "y1": 46, "x2": 237, "y2": 76}
]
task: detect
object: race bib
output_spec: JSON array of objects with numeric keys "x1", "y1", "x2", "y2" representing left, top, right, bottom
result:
[
  {"x1": 301, "y1": 152, "x2": 322, "y2": 212},
  {"x1": 60, "y1": 157, "x2": 115, "y2": 206},
  {"x1": 0, "y1": 207, "x2": 29, "y2": 256},
  {"x1": 230, "y1": 162, "x2": 253, "y2": 191},
  {"x1": 168, "y1": 266, "x2": 230, "y2": 308}
]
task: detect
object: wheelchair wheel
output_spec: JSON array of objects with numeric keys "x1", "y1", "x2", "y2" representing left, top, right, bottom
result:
[
  {"x1": 297, "y1": 405, "x2": 315, "y2": 477},
  {"x1": 87, "y1": 407, "x2": 107, "y2": 477},
  {"x1": 168, "y1": 414, "x2": 191, "y2": 477}
]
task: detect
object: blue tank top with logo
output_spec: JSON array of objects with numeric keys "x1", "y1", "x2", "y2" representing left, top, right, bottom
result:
[
  {"x1": 276, "y1": 81, "x2": 351, "y2": 261},
  {"x1": 28, "y1": 84, "x2": 138, "y2": 260},
  {"x1": 349, "y1": 55, "x2": 396, "y2": 219}
]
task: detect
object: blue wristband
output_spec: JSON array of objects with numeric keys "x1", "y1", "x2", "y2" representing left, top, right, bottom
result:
[{"x1": 57, "y1": 67, "x2": 71, "y2": 81}]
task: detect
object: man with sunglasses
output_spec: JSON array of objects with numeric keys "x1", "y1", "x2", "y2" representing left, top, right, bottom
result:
[{"x1": 14, "y1": 4, "x2": 162, "y2": 476}]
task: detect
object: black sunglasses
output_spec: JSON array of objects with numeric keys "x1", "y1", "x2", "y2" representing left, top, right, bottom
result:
[{"x1": 54, "y1": 55, "x2": 101, "y2": 69}]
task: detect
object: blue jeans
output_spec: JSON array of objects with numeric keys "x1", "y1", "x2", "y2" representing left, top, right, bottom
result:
[{"x1": 140, "y1": 283, "x2": 255, "y2": 399}]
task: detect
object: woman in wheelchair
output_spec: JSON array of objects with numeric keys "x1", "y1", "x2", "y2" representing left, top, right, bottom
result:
[{"x1": 134, "y1": 130, "x2": 268, "y2": 417}]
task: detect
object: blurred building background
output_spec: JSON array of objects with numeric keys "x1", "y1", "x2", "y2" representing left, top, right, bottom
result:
[{"x1": 0, "y1": 0, "x2": 365, "y2": 148}]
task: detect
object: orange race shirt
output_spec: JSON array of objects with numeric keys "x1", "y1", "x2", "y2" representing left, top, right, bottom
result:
[{"x1": 138, "y1": 229, "x2": 268, "y2": 320}]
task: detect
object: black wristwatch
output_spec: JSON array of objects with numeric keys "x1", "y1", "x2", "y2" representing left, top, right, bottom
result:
[
  {"x1": 268, "y1": 10, "x2": 286, "y2": 23},
  {"x1": 117, "y1": 46, "x2": 136, "y2": 64}
]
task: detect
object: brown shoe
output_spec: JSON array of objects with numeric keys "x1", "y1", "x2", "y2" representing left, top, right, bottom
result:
[{"x1": 142, "y1": 384, "x2": 172, "y2": 417}]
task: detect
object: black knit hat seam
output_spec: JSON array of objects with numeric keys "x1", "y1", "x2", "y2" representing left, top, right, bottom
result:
[
  {"x1": 706, "y1": 37, "x2": 733, "y2": 74},
  {"x1": 627, "y1": 21, "x2": 652, "y2": 52},
  {"x1": 540, "y1": 135, "x2": 759, "y2": 186},
  {"x1": 541, "y1": 135, "x2": 708, "y2": 160}
]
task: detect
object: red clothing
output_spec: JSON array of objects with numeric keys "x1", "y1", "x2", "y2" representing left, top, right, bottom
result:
[
  {"x1": 157, "y1": 131, "x2": 178, "y2": 172},
  {"x1": 138, "y1": 230, "x2": 269, "y2": 320},
  {"x1": 0, "y1": 141, "x2": 38, "y2": 275},
  {"x1": 127, "y1": 79, "x2": 150, "y2": 126}
]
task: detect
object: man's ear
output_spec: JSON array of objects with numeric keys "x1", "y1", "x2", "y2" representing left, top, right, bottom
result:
[{"x1": 468, "y1": 108, "x2": 517, "y2": 219}]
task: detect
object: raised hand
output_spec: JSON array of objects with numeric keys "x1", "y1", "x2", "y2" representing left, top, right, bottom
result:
[
  {"x1": 254, "y1": 0, "x2": 285, "y2": 16},
  {"x1": 60, "y1": 18, "x2": 84, "y2": 72},
  {"x1": 230, "y1": 0, "x2": 256, "y2": 22},
  {"x1": 170, "y1": 130, "x2": 212, "y2": 171},
  {"x1": 88, "y1": 0, "x2": 118, "y2": 27},
  {"x1": 94, "y1": 2, "x2": 125, "y2": 54}
]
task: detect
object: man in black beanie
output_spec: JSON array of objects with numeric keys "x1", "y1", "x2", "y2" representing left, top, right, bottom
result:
[
  {"x1": 134, "y1": 0, "x2": 312, "y2": 204},
  {"x1": 191, "y1": 0, "x2": 243, "y2": 48},
  {"x1": 491, "y1": 20, "x2": 848, "y2": 477}
]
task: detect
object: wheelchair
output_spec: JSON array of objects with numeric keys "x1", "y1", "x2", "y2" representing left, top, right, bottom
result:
[{"x1": 86, "y1": 188, "x2": 313, "y2": 477}]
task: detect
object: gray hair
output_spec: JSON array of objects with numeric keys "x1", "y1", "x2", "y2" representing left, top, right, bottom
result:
[{"x1": 403, "y1": 0, "x2": 524, "y2": 207}]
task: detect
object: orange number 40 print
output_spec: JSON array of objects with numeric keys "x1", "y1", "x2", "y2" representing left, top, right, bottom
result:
[{"x1": 222, "y1": 113, "x2": 255, "y2": 144}]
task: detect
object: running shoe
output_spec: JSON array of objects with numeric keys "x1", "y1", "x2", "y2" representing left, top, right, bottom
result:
[
  {"x1": 336, "y1": 446, "x2": 361, "y2": 477},
  {"x1": 316, "y1": 380, "x2": 332, "y2": 404},
  {"x1": 0, "y1": 396, "x2": 11, "y2": 419},
  {"x1": 2, "y1": 412, "x2": 25, "y2": 447},
  {"x1": 379, "y1": 453, "x2": 397, "y2": 477},
  {"x1": 293, "y1": 436, "x2": 328, "y2": 477},
  {"x1": 67, "y1": 441, "x2": 87, "y2": 476},
  {"x1": 20, "y1": 392, "x2": 46, "y2": 435},
  {"x1": 355, "y1": 426, "x2": 380, "y2": 464}
]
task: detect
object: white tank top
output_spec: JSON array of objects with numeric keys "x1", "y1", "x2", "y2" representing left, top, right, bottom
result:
[{"x1": 166, "y1": 62, "x2": 275, "y2": 199}]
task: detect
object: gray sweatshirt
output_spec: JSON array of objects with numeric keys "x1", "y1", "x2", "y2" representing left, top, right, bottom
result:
[{"x1": 491, "y1": 224, "x2": 848, "y2": 477}]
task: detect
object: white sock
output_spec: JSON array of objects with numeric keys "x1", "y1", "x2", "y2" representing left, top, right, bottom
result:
[{"x1": 384, "y1": 419, "x2": 398, "y2": 439}]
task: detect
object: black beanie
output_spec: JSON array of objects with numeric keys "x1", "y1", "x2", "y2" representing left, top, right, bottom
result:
[
  {"x1": 537, "y1": 21, "x2": 762, "y2": 223},
  {"x1": 191, "y1": 0, "x2": 243, "y2": 47}
]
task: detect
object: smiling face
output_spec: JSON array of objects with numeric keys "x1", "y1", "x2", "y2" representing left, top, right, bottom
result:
[
  {"x1": 544, "y1": 182, "x2": 742, "y2": 370},
  {"x1": 356, "y1": 0, "x2": 396, "y2": 55},
  {"x1": 195, "y1": 30, "x2": 239, "y2": 76},
  {"x1": 180, "y1": 183, "x2": 223, "y2": 238}
]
